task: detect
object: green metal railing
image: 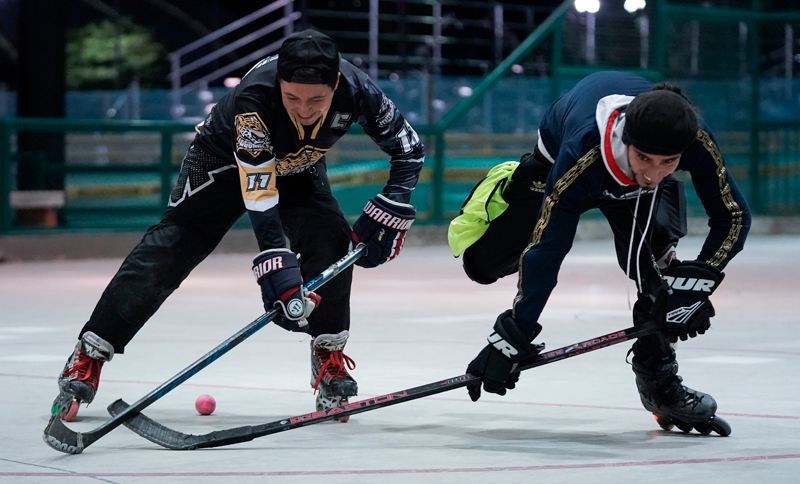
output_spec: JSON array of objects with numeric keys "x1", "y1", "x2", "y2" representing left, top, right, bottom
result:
[
  {"x1": 3, "y1": 0, "x2": 800, "y2": 233},
  {"x1": 0, "y1": 118, "x2": 452, "y2": 232},
  {"x1": 0, "y1": 118, "x2": 195, "y2": 232},
  {"x1": 0, "y1": 1, "x2": 574, "y2": 233}
]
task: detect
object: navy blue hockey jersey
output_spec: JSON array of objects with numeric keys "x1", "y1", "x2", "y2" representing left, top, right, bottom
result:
[{"x1": 514, "y1": 71, "x2": 750, "y2": 331}]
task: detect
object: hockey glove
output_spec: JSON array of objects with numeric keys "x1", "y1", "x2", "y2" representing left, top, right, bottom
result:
[
  {"x1": 659, "y1": 260, "x2": 724, "y2": 343},
  {"x1": 466, "y1": 310, "x2": 545, "y2": 402},
  {"x1": 252, "y1": 248, "x2": 321, "y2": 333},
  {"x1": 351, "y1": 194, "x2": 416, "y2": 268}
]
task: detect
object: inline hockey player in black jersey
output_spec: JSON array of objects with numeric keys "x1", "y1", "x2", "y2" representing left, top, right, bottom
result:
[
  {"x1": 53, "y1": 29, "x2": 424, "y2": 422},
  {"x1": 450, "y1": 72, "x2": 750, "y2": 435}
]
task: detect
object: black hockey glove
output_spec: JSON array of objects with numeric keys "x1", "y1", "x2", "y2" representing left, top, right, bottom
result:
[
  {"x1": 252, "y1": 248, "x2": 320, "y2": 333},
  {"x1": 466, "y1": 310, "x2": 544, "y2": 402},
  {"x1": 659, "y1": 260, "x2": 724, "y2": 343},
  {"x1": 351, "y1": 194, "x2": 416, "y2": 268}
]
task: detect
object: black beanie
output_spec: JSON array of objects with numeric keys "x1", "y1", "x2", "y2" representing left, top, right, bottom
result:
[
  {"x1": 621, "y1": 89, "x2": 699, "y2": 155},
  {"x1": 277, "y1": 29, "x2": 340, "y2": 88}
]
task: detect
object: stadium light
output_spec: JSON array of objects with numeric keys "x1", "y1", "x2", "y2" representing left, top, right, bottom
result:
[
  {"x1": 624, "y1": 0, "x2": 646, "y2": 13},
  {"x1": 457, "y1": 86, "x2": 473, "y2": 97},
  {"x1": 574, "y1": 0, "x2": 600, "y2": 14}
]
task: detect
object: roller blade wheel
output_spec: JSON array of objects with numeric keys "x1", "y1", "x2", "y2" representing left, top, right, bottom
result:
[
  {"x1": 51, "y1": 393, "x2": 80, "y2": 422},
  {"x1": 653, "y1": 414, "x2": 731, "y2": 436},
  {"x1": 316, "y1": 392, "x2": 350, "y2": 423}
]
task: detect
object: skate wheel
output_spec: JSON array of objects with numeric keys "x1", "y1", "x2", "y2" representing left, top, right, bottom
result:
[
  {"x1": 335, "y1": 399, "x2": 350, "y2": 423},
  {"x1": 708, "y1": 416, "x2": 732, "y2": 437},
  {"x1": 316, "y1": 393, "x2": 351, "y2": 423},
  {"x1": 60, "y1": 400, "x2": 80, "y2": 422},
  {"x1": 694, "y1": 423, "x2": 713, "y2": 435},
  {"x1": 653, "y1": 414, "x2": 674, "y2": 431},
  {"x1": 675, "y1": 421, "x2": 693, "y2": 433}
]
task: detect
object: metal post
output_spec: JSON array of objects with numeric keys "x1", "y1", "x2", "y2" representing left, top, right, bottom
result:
[
  {"x1": 0, "y1": 83, "x2": 8, "y2": 117},
  {"x1": 483, "y1": 92, "x2": 493, "y2": 133},
  {"x1": 525, "y1": 6, "x2": 534, "y2": 32},
  {"x1": 425, "y1": 69, "x2": 434, "y2": 126},
  {"x1": 748, "y1": 1, "x2": 762, "y2": 213},
  {"x1": 651, "y1": 0, "x2": 665, "y2": 75},
  {"x1": 130, "y1": 78, "x2": 141, "y2": 121},
  {"x1": 0, "y1": 120, "x2": 11, "y2": 231},
  {"x1": 431, "y1": 129, "x2": 445, "y2": 223},
  {"x1": 690, "y1": 20, "x2": 699, "y2": 75},
  {"x1": 586, "y1": 12, "x2": 596, "y2": 65},
  {"x1": 169, "y1": 53, "x2": 184, "y2": 120},
  {"x1": 160, "y1": 127, "x2": 174, "y2": 209},
  {"x1": 639, "y1": 15, "x2": 650, "y2": 69},
  {"x1": 739, "y1": 22, "x2": 748, "y2": 78},
  {"x1": 433, "y1": 2, "x2": 442, "y2": 74},
  {"x1": 494, "y1": 4, "x2": 504, "y2": 66},
  {"x1": 785, "y1": 24, "x2": 793, "y2": 98},
  {"x1": 369, "y1": 0, "x2": 379, "y2": 80},
  {"x1": 551, "y1": 21, "x2": 563, "y2": 101}
]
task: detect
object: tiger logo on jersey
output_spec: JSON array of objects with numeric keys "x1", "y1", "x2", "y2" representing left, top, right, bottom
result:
[
  {"x1": 276, "y1": 146, "x2": 329, "y2": 175},
  {"x1": 235, "y1": 113, "x2": 272, "y2": 158}
]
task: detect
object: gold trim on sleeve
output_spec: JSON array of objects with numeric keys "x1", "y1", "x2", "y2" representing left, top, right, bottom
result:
[
  {"x1": 513, "y1": 146, "x2": 601, "y2": 311},
  {"x1": 696, "y1": 129, "x2": 744, "y2": 267}
]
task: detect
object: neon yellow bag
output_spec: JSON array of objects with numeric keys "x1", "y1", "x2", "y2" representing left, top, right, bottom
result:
[{"x1": 447, "y1": 161, "x2": 519, "y2": 257}]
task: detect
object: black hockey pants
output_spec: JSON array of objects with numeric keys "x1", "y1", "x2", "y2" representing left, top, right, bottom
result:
[
  {"x1": 462, "y1": 148, "x2": 688, "y2": 295},
  {"x1": 80, "y1": 143, "x2": 353, "y2": 353}
]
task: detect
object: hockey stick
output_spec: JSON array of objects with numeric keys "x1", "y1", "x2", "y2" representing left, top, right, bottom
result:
[
  {"x1": 43, "y1": 244, "x2": 365, "y2": 454},
  {"x1": 106, "y1": 320, "x2": 661, "y2": 450}
]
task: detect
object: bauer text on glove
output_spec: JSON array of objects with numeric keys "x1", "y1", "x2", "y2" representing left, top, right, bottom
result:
[
  {"x1": 351, "y1": 194, "x2": 415, "y2": 268},
  {"x1": 466, "y1": 310, "x2": 544, "y2": 402},
  {"x1": 252, "y1": 248, "x2": 320, "y2": 332},
  {"x1": 659, "y1": 260, "x2": 724, "y2": 343}
]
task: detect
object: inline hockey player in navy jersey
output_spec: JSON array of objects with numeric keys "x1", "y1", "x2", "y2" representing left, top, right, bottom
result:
[
  {"x1": 53, "y1": 29, "x2": 424, "y2": 422},
  {"x1": 450, "y1": 71, "x2": 749, "y2": 435}
]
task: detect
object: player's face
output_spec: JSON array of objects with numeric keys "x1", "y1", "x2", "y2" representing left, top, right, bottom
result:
[
  {"x1": 627, "y1": 145, "x2": 681, "y2": 189},
  {"x1": 280, "y1": 76, "x2": 339, "y2": 126}
]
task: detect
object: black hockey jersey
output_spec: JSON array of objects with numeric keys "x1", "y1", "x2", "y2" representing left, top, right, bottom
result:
[{"x1": 193, "y1": 55, "x2": 424, "y2": 225}]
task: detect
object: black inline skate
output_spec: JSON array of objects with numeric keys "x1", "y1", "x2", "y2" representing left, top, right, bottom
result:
[{"x1": 631, "y1": 338, "x2": 731, "y2": 436}]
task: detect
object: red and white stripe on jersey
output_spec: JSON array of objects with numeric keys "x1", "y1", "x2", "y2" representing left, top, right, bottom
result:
[{"x1": 595, "y1": 94, "x2": 637, "y2": 186}]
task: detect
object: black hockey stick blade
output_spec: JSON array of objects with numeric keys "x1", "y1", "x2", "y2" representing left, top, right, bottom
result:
[
  {"x1": 108, "y1": 321, "x2": 660, "y2": 450},
  {"x1": 42, "y1": 245, "x2": 364, "y2": 454}
]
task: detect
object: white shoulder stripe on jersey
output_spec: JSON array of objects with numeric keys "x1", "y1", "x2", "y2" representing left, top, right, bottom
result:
[{"x1": 536, "y1": 131, "x2": 555, "y2": 164}]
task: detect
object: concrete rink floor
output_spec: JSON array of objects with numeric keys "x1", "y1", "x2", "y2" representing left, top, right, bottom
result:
[{"x1": 0, "y1": 235, "x2": 798, "y2": 483}]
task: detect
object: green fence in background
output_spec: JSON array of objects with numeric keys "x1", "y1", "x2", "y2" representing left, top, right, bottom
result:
[
  {"x1": 0, "y1": 118, "x2": 194, "y2": 233},
  {"x1": 0, "y1": 119, "x2": 453, "y2": 233},
  {"x1": 2, "y1": 0, "x2": 800, "y2": 235}
]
